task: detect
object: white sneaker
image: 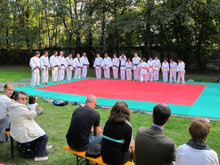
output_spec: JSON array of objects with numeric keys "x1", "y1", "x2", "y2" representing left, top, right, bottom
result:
[
  {"x1": 46, "y1": 145, "x2": 53, "y2": 150},
  {"x1": 34, "y1": 157, "x2": 48, "y2": 162}
]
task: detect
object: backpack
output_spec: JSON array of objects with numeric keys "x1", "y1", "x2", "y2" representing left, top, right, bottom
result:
[
  {"x1": 217, "y1": 78, "x2": 220, "y2": 83},
  {"x1": 17, "y1": 142, "x2": 35, "y2": 159},
  {"x1": 53, "y1": 100, "x2": 68, "y2": 106}
]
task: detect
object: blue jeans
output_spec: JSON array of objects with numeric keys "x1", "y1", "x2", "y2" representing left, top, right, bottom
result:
[
  {"x1": 85, "y1": 134, "x2": 103, "y2": 148},
  {"x1": 29, "y1": 134, "x2": 48, "y2": 157}
]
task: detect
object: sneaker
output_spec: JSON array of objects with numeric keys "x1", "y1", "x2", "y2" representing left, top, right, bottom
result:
[
  {"x1": 46, "y1": 145, "x2": 53, "y2": 150},
  {"x1": 34, "y1": 157, "x2": 48, "y2": 162}
]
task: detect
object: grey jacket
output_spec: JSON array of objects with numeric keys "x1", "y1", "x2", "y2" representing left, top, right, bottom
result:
[{"x1": 135, "y1": 126, "x2": 176, "y2": 165}]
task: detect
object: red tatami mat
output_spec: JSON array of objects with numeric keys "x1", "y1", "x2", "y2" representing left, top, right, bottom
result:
[{"x1": 37, "y1": 79, "x2": 206, "y2": 106}]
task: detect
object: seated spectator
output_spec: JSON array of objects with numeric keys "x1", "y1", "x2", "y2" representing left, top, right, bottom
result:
[
  {"x1": 101, "y1": 101, "x2": 134, "y2": 165},
  {"x1": 0, "y1": 83, "x2": 14, "y2": 142},
  {"x1": 176, "y1": 118, "x2": 219, "y2": 165},
  {"x1": 10, "y1": 91, "x2": 19, "y2": 100},
  {"x1": 66, "y1": 95, "x2": 103, "y2": 151},
  {"x1": 8, "y1": 91, "x2": 52, "y2": 161},
  {"x1": 28, "y1": 95, "x2": 44, "y2": 115},
  {"x1": 135, "y1": 103, "x2": 176, "y2": 165}
]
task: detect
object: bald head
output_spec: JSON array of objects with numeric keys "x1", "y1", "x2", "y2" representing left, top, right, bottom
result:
[
  {"x1": 86, "y1": 95, "x2": 97, "y2": 109},
  {"x1": 3, "y1": 83, "x2": 14, "y2": 97}
]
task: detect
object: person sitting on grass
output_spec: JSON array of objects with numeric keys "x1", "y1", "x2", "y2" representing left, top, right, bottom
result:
[
  {"x1": 0, "y1": 83, "x2": 14, "y2": 142},
  {"x1": 135, "y1": 103, "x2": 176, "y2": 165},
  {"x1": 176, "y1": 118, "x2": 219, "y2": 165},
  {"x1": 8, "y1": 91, "x2": 52, "y2": 162},
  {"x1": 66, "y1": 95, "x2": 103, "y2": 151},
  {"x1": 101, "y1": 101, "x2": 135, "y2": 165},
  {"x1": 28, "y1": 95, "x2": 44, "y2": 115}
]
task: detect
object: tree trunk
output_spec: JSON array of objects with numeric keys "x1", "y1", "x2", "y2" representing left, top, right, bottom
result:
[{"x1": 100, "y1": 3, "x2": 106, "y2": 54}]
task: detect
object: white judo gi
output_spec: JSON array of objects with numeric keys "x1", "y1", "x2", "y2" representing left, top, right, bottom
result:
[
  {"x1": 73, "y1": 58, "x2": 82, "y2": 80},
  {"x1": 162, "y1": 62, "x2": 169, "y2": 82},
  {"x1": 112, "y1": 57, "x2": 119, "y2": 79},
  {"x1": 177, "y1": 61, "x2": 185, "y2": 84},
  {"x1": 132, "y1": 57, "x2": 141, "y2": 81},
  {"x1": 170, "y1": 62, "x2": 177, "y2": 83},
  {"x1": 102, "y1": 57, "x2": 112, "y2": 79},
  {"x1": 50, "y1": 55, "x2": 60, "y2": 83},
  {"x1": 66, "y1": 57, "x2": 74, "y2": 81},
  {"x1": 93, "y1": 57, "x2": 103, "y2": 79},
  {"x1": 147, "y1": 60, "x2": 154, "y2": 81},
  {"x1": 140, "y1": 62, "x2": 149, "y2": 82},
  {"x1": 81, "y1": 56, "x2": 89, "y2": 79},
  {"x1": 119, "y1": 56, "x2": 127, "y2": 80},
  {"x1": 58, "y1": 56, "x2": 67, "y2": 82},
  {"x1": 29, "y1": 56, "x2": 41, "y2": 87},
  {"x1": 153, "y1": 59, "x2": 161, "y2": 81},
  {"x1": 126, "y1": 61, "x2": 133, "y2": 80},
  {"x1": 40, "y1": 55, "x2": 50, "y2": 84}
]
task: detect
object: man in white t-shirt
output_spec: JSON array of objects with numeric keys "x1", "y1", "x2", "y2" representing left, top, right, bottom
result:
[{"x1": 0, "y1": 83, "x2": 14, "y2": 142}]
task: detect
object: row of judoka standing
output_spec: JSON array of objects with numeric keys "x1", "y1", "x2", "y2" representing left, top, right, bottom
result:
[
  {"x1": 29, "y1": 51, "x2": 89, "y2": 87},
  {"x1": 93, "y1": 52, "x2": 185, "y2": 84}
]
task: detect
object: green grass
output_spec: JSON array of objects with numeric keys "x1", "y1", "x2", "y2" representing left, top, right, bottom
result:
[
  {"x1": 0, "y1": 66, "x2": 219, "y2": 82},
  {"x1": 0, "y1": 66, "x2": 31, "y2": 82},
  {"x1": 0, "y1": 67, "x2": 220, "y2": 164},
  {"x1": 0, "y1": 98, "x2": 220, "y2": 164}
]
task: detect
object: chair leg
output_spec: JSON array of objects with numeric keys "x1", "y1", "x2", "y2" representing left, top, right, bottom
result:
[
  {"x1": 76, "y1": 156, "x2": 78, "y2": 165},
  {"x1": 10, "y1": 136, "x2": 14, "y2": 158}
]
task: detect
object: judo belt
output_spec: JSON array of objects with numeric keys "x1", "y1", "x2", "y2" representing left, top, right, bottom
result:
[
  {"x1": 43, "y1": 65, "x2": 49, "y2": 68},
  {"x1": 126, "y1": 67, "x2": 132, "y2": 69},
  {"x1": 83, "y1": 64, "x2": 89, "y2": 66},
  {"x1": 121, "y1": 65, "x2": 125, "y2": 67},
  {"x1": 113, "y1": 65, "x2": 118, "y2": 67},
  {"x1": 102, "y1": 135, "x2": 124, "y2": 144},
  {"x1": 134, "y1": 64, "x2": 139, "y2": 65},
  {"x1": 76, "y1": 66, "x2": 82, "y2": 68},
  {"x1": 61, "y1": 64, "x2": 65, "y2": 66},
  {"x1": 149, "y1": 66, "x2": 153, "y2": 68},
  {"x1": 54, "y1": 65, "x2": 58, "y2": 67},
  {"x1": 68, "y1": 65, "x2": 72, "y2": 66},
  {"x1": 33, "y1": 67, "x2": 40, "y2": 71}
]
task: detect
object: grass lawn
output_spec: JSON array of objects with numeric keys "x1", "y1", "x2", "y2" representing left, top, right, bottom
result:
[
  {"x1": 0, "y1": 66, "x2": 220, "y2": 164},
  {"x1": 0, "y1": 66, "x2": 31, "y2": 82},
  {"x1": 0, "y1": 99, "x2": 220, "y2": 164},
  {"x1": 0, "y1": 66, "x2": 219, "y2": 82}
]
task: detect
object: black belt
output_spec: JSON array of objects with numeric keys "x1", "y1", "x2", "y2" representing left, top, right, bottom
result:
[
  {"x1": 113, "y1": 65, "x2": 118, "y2": 67},
  {"x1": 54, "y1": 65, "x2": 58, "y2": 67},
  {"x1": 134, "y1": 64, "x2": 139, "y2": 65},
  {"x1": 44, "y1": 65, "x2": 49, "y2": 68},
  {"x1": 68, "y1": 65, "x2": 72, "y2": 66},
  {"x1": 61, "y1": 64, "x2": 65, "y2": 66},
  {"x1": 83, "y1": 64, "x2": 89, "y2": 66},
  {"x1": 96, "y1": 65, "x2": 101, "y2": 66}
]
